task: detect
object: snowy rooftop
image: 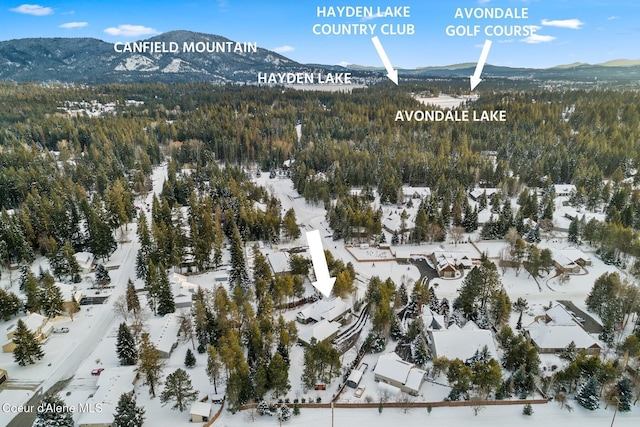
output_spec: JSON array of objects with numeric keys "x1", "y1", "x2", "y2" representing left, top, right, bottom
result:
[
  {"x1": 267, "y1": 251, "x2": 290, "y2": 275},
  {"x1": 525, "y1": 322, "x2": 602, "y2": 351},
  {"x1": 297, "y1": 297, "x2": 350, "y2": 323},
  {"x1": 298, "y1": 319, "x2": 340, "y2": 345},
  {"x1": 148, "y1": 312, "x2": 181, "y2": 355},
  {"x1": 7, "y1": 313, "x2": 47, "y2": 337},
  {"x1": 374, "y1": 352, "x2": 413, "y2": 384},
  {"x1": 429, "y1": 327, "x2": 498, "y2": 361},
  {"x1": 78, "y1": 367, "x2": 136, "y2": 426},
  {"x1": 402, "y1": 186, "x2": 431, "y2": 199},
  {"x1": 545, "y1": 304, "x2": 577, "y2": 326},
  {"x1": 553, "y1": 184, "x2": 576, "y2": 196},
  {"x1": 190, "y1": 401, "x2": 212, "y2": 417},
  {"x1": 469, "y1": 188, "x2": 498, "y2": 200}
]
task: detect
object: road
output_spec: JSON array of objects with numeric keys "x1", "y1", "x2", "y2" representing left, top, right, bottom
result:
[{"x1": 4, "y1": 164, "x2": 167, "y2": 426}]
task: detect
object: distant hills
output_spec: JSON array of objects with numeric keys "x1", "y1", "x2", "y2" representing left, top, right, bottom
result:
[
  {"x1": 0, "y1": 30, "x2": 639, "y2": 84},
  {"x1": 0, "y1": 30, "x2": 349, "y2": 84}
]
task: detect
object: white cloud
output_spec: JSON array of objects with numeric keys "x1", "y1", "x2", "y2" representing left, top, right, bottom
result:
[
  {"x1": 103, "y1": 24, "x2": 159, "y2": 37},
  {"x1": 59, "y1": 21, "x2": 87, "y2": 29},
  {"x1": 541, "y1": 18, "x2": 584, "y2": 29},
  {"x1": 521, "y1": 34, "x2": 556, "y2": 44},
  {"x1": 478, "y1": 0, "x2": 491, "y2": 4},
  {"x1": 361, "y1": 12, "x2": 384, "y2": 22},
  {"x1": 273, "y1": 45, "x2": 294, "y2": 54},
  {"x1": 608, "y1": 16, "x2": 618, "y2": 20},
  {"x1": 10, "y1": 4, "x2": 53, "y2": 16}
]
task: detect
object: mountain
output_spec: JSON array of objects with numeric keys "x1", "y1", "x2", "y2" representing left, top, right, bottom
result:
[
  {"x1": 0, "y1": 31, "x2": 639, "y2": 84},
  {"x1": 0, "y1": 30, "x2": 341, "y2": 84}
]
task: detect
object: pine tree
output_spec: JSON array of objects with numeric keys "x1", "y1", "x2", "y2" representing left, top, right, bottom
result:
[
  {"x1": 615, "y1": 378, "x2": 632, "y2": 412},
  {"x1": 576, "y1": 377, "x2": 600, "y2": 410},
  {"x1": 116, "y1": 323, "x2": 138, "y2": 366},
  {"x1": 126, "y1": 279, "x2": 140, "y2": 313},
  {"x1": 413, "y1": 335, "x2": 430, "y2": 368},
  {"x1": 160, "y1": 368, "x2": 199, "y2": 412},
  {"x1": 268, "y1": 353, "x2": 291, "y2": 398},
  {"x1": 277, "y1": 404, "x2": 291, "y2": 421},
  {"x1": 23, "y1": 269, "x2": 41, "y2": 312},
  {"x1": 137, "y1": 333, "x2": 163, "y2": 397},
  {"x1": 13, "y1": 319, "x2": 44, "y2": 366},
  {"x1": 156, "y1": 266, "x2": 175, "y2": 316},
  {"x1": 0, "y1": 288, "x2": 22, "y2": 321},
  {"x1": 282, "y1": 208, "x2": 300, "y2": 241},
  {"x1": 522, "y1": 403, "x2": 533, "y2": 416},
  {"x1": 39, "y1": 280, "x2": 64, "y2": 318},
  {"x1": 94, "y1": 264, "x2": 111, "y2": 288},
  {"x1": 229, "y1": 221, "x2": 249, "y2": 290},
  {"x1": 206, "y1": 345, "x2": 222, "y2": 394},
  {"x1": 112, "y1": 392, "x2": 145, "y2": 427},
  {"x1": 33, "y1": 394, "x2": 73, "y2": 427},
  {"x1": 184, "y1": 348, "x2": 196, "y2": 368}
]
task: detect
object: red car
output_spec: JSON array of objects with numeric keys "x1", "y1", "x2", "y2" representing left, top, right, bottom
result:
[{"x1": 91, "y1": 368, "x2": 104, "y2": 376}]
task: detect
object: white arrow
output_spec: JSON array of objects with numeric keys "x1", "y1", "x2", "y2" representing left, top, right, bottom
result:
[
  {"x1": 371, "y1": 36, "x2": 398, "y2": 85},
  {"x1": 306, "y1": 229, "x2": 335, "y2": 298},
  {"x1": 470, "y1": 39, "x2": 492, "y2": 91}
]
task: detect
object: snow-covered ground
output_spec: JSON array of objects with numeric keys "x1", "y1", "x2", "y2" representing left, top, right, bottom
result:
[
  {"x1": 2, "y1": 165, "x2": 639, "y2": 426},
  {"x1": 214, "y1": 403, "x2": 639, "y2": 427}
]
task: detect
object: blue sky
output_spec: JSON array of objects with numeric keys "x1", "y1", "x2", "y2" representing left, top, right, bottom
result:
[{"x1": 1, "y1": 0, "x2": 638, "y2": 68}]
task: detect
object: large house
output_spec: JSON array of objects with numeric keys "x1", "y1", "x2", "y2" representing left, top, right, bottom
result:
[
  {"x1": 428, "y1": 321, "x2": 498, "y2": 362},
  {"x1": 3, "y1": 313, "x2": 53, "y2": 353},
  {"x1": 373, "y1": 352, "x2": 426, "y2": 396},
  {"x1": 296, "y1": 297, "x2": 350, "y2": 324},
  {"x1": 550, "y1": 248, "x2": 592, "y2": 274},
  {"x1": 524, "y1": 304, "x2": 602, "y2": 355},
  {"x1": 78, "y1": 367, "x2": 137, "y2": 427},
  {"x1": 430, "y1": 250, "x2": 475, "y2": 278}
]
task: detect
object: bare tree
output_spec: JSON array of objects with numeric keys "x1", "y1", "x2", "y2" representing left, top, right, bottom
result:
[
  {"x1": 177, "y1": 312, "x2": 195, "y2": 349},
  {"x1": 397, "y1": 393, "x2": 414, "y2": 414},
  {"x1": 244, "y1": 399, "x2": 258, "y2": 422},
  {"x1": 113, "y1": 295, "x2": 130, "y2": 321},
  {"x1": 449, "y1": 226, "x2": 465, "y2": 247},
  {"x1": 470, "y1": 395, "x2": 485, "y2": 416},
  {"x1": 130, "y1": 307, "x2": 150, "y2": 339}
]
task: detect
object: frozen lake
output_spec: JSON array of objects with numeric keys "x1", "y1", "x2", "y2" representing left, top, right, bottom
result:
[{"x1": 414, "y1": 94, "x2": 478, "y2": 109}]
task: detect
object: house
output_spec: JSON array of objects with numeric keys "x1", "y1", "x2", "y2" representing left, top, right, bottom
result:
[
  {"x1": 559, "y1": 248, "x2": 592, "y2": 267},
  {"x1": 469, "y1": 188, "x2": 498, "y2": 202},
  {"x1": 298, "y1": 319, "x2": 341, "y2": 346},
  {"x1": 78, "y1": 367, "x2": 137, "y2": 427},
  {"x1": 553, "y1": 184, "x2": 576, "y2": 198},
  {"x1": 3, "y1": 313, "x2": 53, "y2": 353},
  {"x1": 148, "y1": 313, "x2": 181, "y2": 358},
  {"x1": 0, "y1": 368, "x2": 7, "y2": 386},
  {"x1": 74, "y1": 252, "x2": 95, "y2": 273},
  {"x1": 296, "y1": 297, "x2": 350, "y2": 324},
  {"x1": 430, "y1": 250, "x2": 474, "y2": 278},
  {"x1": 190, "y1": 401, "x2": 212, "y2": 423},
  {"x1": 55, "y1": 282, "x2": 83, "y2": 313},
  {"x1": 421, "y1": 307, "x2": 446, "y2": 331},
  {"x1": 401, "y1": 186, "x2": 431, "y2": 202},
  {"x1": 267, "y1": 251, "x2": 290, "y2": 276},
  {"x1": 428, "y1": 324, "x2": 498, "y2": 362},
  {"x1": 550, "y1": 248, "x2": 591, "y2": 274},
  {"x1": 373, "y1": 352, "x2": 426, "y2": 396},
  {"x1": 524, "y1": 304, "x2": 602, "y2": 355},
  {"x1": 171, "y1": 274, "x2": 199, "y2": 308}
]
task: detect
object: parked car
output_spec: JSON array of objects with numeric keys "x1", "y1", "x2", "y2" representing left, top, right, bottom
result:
[
  {"x1": 53, "y1": 327, "x2": 69, "y2": 333},
  {"x1": 354, "y1": 387, "x2": 366, "y2": 398},
  {"x1": 91, "y1": 368, "x2": 104, "y2": 376}
]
